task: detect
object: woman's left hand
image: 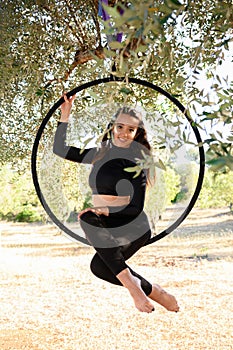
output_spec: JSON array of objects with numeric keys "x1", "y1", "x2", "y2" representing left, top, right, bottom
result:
[
  {"x1": 78, "y1": 207, "x2": 109, "y2": 220},
  {"x1": 60, "y1": 93, "x2": 76, "y2": 122}
]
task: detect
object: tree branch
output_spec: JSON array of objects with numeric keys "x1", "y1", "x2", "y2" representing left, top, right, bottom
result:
[
  {"x1": 88, "y1": 0, "x2": 102, "y2": 47},
  {"x1": 64, "y1": 0, "x2": 87, "y2": 47},
  {"x1": 41, "y1": 3, "x2": 82, "y2": 46}
]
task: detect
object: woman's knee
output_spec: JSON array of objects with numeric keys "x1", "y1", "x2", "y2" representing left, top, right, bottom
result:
[
  {"x1": 90, "y1": 255, "x2": 105, "y2": 279},
  {"x1": 90, "y1": 254, "x2": 122, "y2": 286},
  {"x1": 79, "y1": 211, "x2": 103, "y2": 231}
]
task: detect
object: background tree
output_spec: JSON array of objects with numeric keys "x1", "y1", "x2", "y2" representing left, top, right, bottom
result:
[
  {"x1": 197, "y1": 170, "x2": 233, "y2": 208},
  {"x1": 145, "y1": 166, "x2": 181, "y2": 233},
  {"x1": 0, "y1": 164, "x2": 41, "y2": 221},
  {"x1": 174, "y1": 161, "x2": 199, "y2": 202}
]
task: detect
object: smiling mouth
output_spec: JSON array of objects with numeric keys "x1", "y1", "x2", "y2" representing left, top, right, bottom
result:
[{"x1": 118, "y1": 138, "x2": 128, "y2": 142}]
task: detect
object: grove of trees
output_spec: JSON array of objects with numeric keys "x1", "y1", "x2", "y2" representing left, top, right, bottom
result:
[
  {"x1": 0, "y1": 0, "x2": 232, "y2": 223},
  {"x1": 1, "y1": 163, "x2": 232, "y2": 224}
]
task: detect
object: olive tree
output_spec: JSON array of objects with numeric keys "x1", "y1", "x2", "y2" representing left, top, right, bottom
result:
[{"x1": 0, "y1": 0, "x2": 232, "y2": 171}]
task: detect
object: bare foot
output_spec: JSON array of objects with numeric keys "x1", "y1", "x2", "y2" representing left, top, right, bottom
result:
[
  {"x1": 116, "y1": 269, "x2": 155, "y2": 313},
  {"x1": 129, "y1": 276, "x2": 155, "y2": 313},
  {"x1": 148, "y1": 284, "x2": 179, "y2": 312}
]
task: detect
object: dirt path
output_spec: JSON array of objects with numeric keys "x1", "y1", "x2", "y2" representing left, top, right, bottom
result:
[{"x1": 0, "y1": 207, "x2": 232, "y2": 350}]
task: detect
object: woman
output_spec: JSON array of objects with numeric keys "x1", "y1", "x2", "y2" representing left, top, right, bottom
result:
[{"x1": 53, "y1": 94, "x2": 179, "y2": 314}]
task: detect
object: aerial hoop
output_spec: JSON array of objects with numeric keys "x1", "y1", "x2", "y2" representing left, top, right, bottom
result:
[{"x1": 31, "y1": 76, "x2": 205, "y2": 246}]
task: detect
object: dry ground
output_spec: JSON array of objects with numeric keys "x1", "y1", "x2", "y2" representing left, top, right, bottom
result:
[{"x1": 0, "y1": 207, "x2": 232, "y2": 350}]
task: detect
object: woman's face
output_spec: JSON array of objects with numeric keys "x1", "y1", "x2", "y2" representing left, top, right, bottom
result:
[{"x1": 112, "y1": 113, "x2": 139, "y2": 148}]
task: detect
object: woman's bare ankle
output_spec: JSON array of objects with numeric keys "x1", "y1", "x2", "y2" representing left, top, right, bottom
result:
[
  {"x1": 116, "y1": 269, "x2": 141, "y2": 293},
  {"x1": 148, "y1": 284, "x2": 179, "y2": 312},
  {"x1": 116, "y1": 269, "x2": 155, "y2": 313}
]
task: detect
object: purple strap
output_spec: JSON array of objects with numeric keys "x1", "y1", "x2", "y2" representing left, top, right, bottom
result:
[
  {"x1": 98, "y1": 0, "x2": 123, "y2": 43},
  {"x1": 98, "y1": 0, "x2": 110, "y2": 21}
]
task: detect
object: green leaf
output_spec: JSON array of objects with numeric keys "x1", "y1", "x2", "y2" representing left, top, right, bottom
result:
[
  {"x1": 88, "y1": 90, "x2": 99, "y2": 100},
  {"x1": 206, "y1": 157, "x2": 226, "y2": 172},
  {"x1": 154, "y1": 159, "x2": 166, "y2": 171},
  {"x1": 79, "y1": 137, "x2": 94, "y2": 154},
  {"x1": 171, "y1": 121, "x2": 182, "y2": 127},
  {"x1": 166, "y1": 0, "x2": 183, "y2": 8},
  {"x1": 35, "y1": 88, "x2": 44, "y2": 96},
  {"x1": 143, "y1": 23, "x2": 154, "y2": 36},
  {"x1": 216, "y1": 130, "x2": 223, "y2": 139},
  {"x1": 124, "y1": 165, "x2": 142, "y2": 173},
  {"x1": 119, "y1": 87, "x2": 133, "y2": 95},
  {"x1": 102, "y1": 4, "x2": 121, "y2": 19},
  {"x1": 133, "y1": 170, "x2": 142, "y2": 178},
  {"x1": 109, "y1": 41, "x2": 123, "y2": 50},
  {"x1": 226, "y1": 156, "x2": 233, "y2": 170}
]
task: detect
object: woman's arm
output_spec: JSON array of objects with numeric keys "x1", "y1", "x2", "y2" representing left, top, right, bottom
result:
[
  {"x1": 53, "y1": 93, "x2": 97, "y2": 163},
  {"x1": 53, "y1": 122, "x2": 97, "y2": 163}
]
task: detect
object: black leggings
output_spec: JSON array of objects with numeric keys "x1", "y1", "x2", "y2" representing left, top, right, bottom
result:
[{"x1": 80, "y1": 211, "x2": 153, "y2": 296}]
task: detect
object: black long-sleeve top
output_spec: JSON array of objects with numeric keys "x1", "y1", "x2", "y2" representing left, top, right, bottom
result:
[{"x1": 53, "y1": 122, "x2": 148, "y2": 219}]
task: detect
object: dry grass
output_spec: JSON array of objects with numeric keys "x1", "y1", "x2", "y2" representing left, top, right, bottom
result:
[{"x1": 0, "y1": 207, "x2": 232, "y2": 350}]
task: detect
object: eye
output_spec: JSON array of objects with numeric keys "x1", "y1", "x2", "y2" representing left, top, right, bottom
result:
[{"x1": 129, "y1": 128, "x2": 135, "y2": 133}]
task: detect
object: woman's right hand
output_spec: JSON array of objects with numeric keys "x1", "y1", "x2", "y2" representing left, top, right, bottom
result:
[
  {"x1": 60, "y1": 93, "x2": 76, "y2": 122},
  {"x1": 78, "y1": 206, "x2": 109, "y2": 220}
]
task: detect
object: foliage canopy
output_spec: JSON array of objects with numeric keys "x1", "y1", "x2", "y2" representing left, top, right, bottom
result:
[{"x1": 0, "y1": 0, "x2": 232, "y2": 171}]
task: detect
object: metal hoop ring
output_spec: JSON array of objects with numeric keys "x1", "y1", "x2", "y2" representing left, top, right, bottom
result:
[{"x1": 31, "y1": 76, "x2": 205, "y2": 245}]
